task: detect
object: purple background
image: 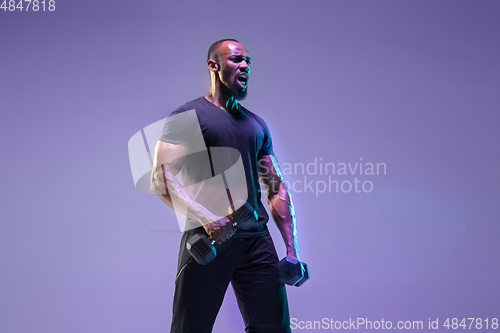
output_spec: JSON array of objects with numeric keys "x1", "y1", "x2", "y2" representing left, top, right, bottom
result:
[{"x1": 1, "y1": 0, "x2": 499, "y2": 332}]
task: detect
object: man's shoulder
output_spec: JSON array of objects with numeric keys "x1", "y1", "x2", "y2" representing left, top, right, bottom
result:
[
  {"x1": 240, "y1": 105, "x2": 270, "y2": 131},
  {"x1": 169, "y1": 96, "x2": 206, "y2": 117}
]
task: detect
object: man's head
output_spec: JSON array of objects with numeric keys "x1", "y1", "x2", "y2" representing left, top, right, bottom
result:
[{"x1": 207, "y1": 39, "x2": 251, "y2": 101}]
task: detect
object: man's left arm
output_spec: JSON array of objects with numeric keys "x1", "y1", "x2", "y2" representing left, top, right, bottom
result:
[{"x1": 259, "y1": 154, "x2": 300, "y2": 260}]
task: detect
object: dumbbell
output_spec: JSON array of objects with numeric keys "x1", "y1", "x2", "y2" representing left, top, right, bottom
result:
[
  {"x1": 186, "y1": 202, "x2": 257, "y2": 265},
  {"x1": 186, "y1": 234, "x2": 217, "y2": 265},
  {"x1": 276, "y1": 257, "x2": 310, "y2": 287}
]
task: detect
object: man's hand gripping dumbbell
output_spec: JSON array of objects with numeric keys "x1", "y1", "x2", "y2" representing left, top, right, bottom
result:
[
  {"x1": 186, "y1": 202, "x2": 257, "y2": 265},
  {"x1": 186, "y1": 202, "x2": 310, "y2": 287}
]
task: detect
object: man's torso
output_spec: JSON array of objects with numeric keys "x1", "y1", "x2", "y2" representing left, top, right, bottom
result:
[{"x1": 160, "y1": 96, "x2": 274, "y2": 237}]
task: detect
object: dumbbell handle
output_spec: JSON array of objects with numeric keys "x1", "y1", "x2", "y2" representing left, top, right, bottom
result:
[{"x1": 186, "y1": 202, "x2": 256, "y2": 265}]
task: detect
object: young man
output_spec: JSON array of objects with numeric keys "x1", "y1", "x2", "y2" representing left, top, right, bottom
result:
[{"x1": 151, "y1": 39, "x2": 300, "y2": 333}]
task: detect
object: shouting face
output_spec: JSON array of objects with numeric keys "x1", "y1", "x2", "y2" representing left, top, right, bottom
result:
[{"x1": 214, "y1": 41, "x2": 251, "y2": 100}]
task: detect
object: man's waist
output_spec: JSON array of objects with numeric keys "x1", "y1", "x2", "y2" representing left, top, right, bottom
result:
[{"x1": 185, "y1": 223, "x2": 270, "y2": 238}]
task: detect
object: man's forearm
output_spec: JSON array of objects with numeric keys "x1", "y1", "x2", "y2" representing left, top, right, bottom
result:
[
  {"x1": 151, "y1": 163, "x2": 217, "y2": 225},
  {"x1": 268, "y1": 181, "x2": 300, "y2": 260},
  {"x1": 259, "y1": 155, "x2": 301, "y2": 259}
]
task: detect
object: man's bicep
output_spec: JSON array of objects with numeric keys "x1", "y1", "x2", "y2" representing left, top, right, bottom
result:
[
  {"x1": 150, "y1": 140, "x2": 188, "y2": 195},
  {"x1": 258, "y1": 154, "x2": 284, "y2": 195},
  {"x1": 153, "y1": 140, "x2": 189, "y2": 176}
]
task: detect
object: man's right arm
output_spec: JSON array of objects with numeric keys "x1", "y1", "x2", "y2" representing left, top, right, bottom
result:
[{"x1": 150, "y1": 140, "x2": 236, "y2": 243}]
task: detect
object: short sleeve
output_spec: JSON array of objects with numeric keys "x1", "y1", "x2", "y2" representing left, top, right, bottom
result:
[
  {"x1": 159, "y1": 107, "x2": 194, "y2": 146},
  {"x1": 259, "y1": 119, "x2": 274, "y2": 156}
]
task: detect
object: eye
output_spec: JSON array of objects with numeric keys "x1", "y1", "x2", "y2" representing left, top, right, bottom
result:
[{"x1": 231, "y1": 56, "x2": 250, "y2": 65}]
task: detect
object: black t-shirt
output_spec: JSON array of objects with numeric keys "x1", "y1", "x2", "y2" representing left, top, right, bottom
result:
[{"x1": 159, "y1": 96, "x2": 274, "y2": 237}]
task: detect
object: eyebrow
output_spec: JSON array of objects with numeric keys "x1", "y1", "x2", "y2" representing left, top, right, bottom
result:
[{"x1": 232, "y1": 55, "x2": 251, "y2": 62}]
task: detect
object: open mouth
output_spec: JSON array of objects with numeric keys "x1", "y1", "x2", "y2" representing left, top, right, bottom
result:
[{"x1": 237, "y1": 74, "x2": 248, "y2": 86}]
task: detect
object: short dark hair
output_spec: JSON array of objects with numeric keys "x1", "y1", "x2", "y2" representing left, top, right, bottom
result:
[{"x1": 207, "y1": 38, "x2": 240, "y2": 62}]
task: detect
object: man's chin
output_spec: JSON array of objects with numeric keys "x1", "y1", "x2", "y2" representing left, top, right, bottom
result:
[
  {"x1": 229, "y1": 83, "x2": 248, "y2": 101},
  {"x1": 235, "y1": 89, "x2": 248, "y2": 101},
  {"x1": 233, "y1": 88, "x2": 248, "y2": 101}
]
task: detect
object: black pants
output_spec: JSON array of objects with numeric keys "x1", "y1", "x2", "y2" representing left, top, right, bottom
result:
[{"x1": 170, "y1": 232, "x2": 291, "y2": 333}]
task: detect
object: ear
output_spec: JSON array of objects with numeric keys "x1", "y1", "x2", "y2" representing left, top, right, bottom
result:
[{"x1": 207, "y1": 59, "x2": 219, "y2": 72}]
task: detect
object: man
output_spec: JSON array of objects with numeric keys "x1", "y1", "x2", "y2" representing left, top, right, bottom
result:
[{"x1": 151, "y1": 39, "x2": 301, "y2": 333}]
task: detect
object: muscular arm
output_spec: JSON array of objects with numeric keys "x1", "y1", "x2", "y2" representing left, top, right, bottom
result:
[
  {"x1": 259, "y1": 155, "x2": 300, "y2": 260},
  {"x1": 151, "y1": 140, "x2": 236, "y2": 243}
]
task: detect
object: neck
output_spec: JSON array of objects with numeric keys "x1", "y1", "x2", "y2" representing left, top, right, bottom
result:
[{"x1": 205, "y1": 83, "x2": 239, "y2": 114}]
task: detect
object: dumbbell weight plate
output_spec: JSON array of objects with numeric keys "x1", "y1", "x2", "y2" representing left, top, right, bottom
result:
[
  {"x1": 276, "y1": 257, "x2": 310, "y2": 287},
  {"x1": 186, "y1": 234, "x2": 216, "y2": 265}
]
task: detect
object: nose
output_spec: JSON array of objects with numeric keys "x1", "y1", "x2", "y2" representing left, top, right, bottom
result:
[{"x1": 240, "y1": 61, "x2": 250, "y2": 73}]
